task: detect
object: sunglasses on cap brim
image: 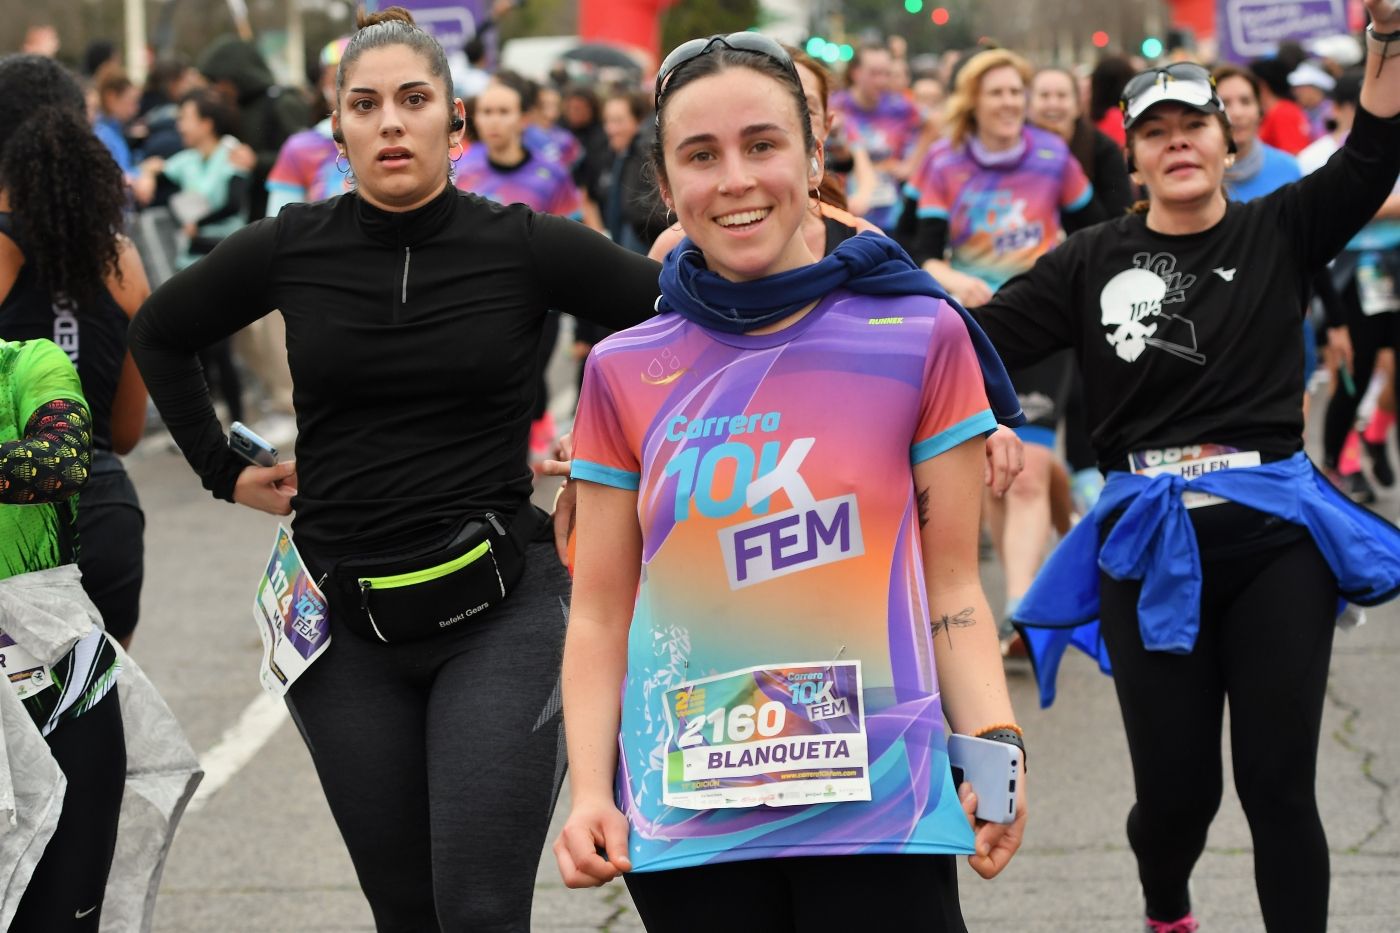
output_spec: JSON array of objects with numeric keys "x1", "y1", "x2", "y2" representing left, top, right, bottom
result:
[
  {"x1": 654, "y1": 32, "x2": 798, "y2": 114},
  {"x1": 1120, "y1": 63, "x2": 1222, "y2": 128}
]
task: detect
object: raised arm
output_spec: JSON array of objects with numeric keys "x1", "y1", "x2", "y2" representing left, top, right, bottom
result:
[
  {"x1": 1284, "y1": 1, "x2": 1400, "y2": 268},
  {"x1": 1361, "y1": 0, "x2": 1400, "y2": 117}
]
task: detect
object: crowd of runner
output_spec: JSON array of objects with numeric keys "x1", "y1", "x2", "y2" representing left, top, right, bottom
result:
[{"x1": 2, "y1": 2, "x2": 1400, "y2": 931}]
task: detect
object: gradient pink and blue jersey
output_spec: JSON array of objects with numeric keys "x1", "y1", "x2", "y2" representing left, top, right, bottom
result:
[
  {"x1": 265, "y1": 121, "x2": 347, "y2": 213},
  {"x1": 830, "y1": 90, "x2": 922, "y2": 232},
  {"x1": 452, "y1": 146, "x2": 582, "y2": 219},
  {"x1": 571, "y1": 289, "x2": 994, "y2": 871},
  {"x1": 907, "y1": 125, "x2": 1092, "y2": 289},
  {"x1": 523, "y1": 122, "x2": 583, "y2": 169}
]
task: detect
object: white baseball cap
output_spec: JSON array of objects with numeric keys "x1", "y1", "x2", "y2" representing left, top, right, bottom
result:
[{"x1": 1288, "y1": 61, "x2": 1336, "y2": 92}]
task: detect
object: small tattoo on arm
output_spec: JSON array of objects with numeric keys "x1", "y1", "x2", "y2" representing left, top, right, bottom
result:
[
  {"x1": 917, "y1": 486, "x2": 931, "y2": 528},
  {"x1": 931, "y1": 606, "x2": 976, "y2": 647}
]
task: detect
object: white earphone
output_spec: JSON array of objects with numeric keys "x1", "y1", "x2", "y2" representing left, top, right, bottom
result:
[{"x1": 810, "y1": 156, "x2": 821, "y2": 174}]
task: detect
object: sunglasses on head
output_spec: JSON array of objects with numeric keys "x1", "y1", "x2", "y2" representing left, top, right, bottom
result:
[
  {"x1": 654, "y1": 32, "x2": 798, "y2": 114},
  {"x1": 1120, "y1": 62, "x2": 1217, "y2": 113}
]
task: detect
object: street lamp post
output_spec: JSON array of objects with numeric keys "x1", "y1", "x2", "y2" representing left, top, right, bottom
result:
[{"x1": 125, "y1": 0, "x2": 149, "y2": 84}]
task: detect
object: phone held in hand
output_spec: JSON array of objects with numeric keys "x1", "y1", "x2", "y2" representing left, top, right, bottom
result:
[
  {"x1": 947, "y1": 733, "x2": 1021, "y2": 825},
  {"x1": 229, "y1": 421, "x2": 279, "y2": 467}
]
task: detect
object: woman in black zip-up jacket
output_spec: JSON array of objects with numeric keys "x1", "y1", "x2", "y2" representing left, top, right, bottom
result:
[{"x1": 129, "y1": 9, "x2": 659, "y2": 931}]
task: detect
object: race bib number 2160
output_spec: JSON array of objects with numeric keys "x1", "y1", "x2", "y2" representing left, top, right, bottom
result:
[{"x1": 662, "y1": 661, "x2": 870, "y2": 810}]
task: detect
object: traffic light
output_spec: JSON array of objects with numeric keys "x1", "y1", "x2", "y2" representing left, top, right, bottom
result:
[
  {"x1": 1092, "y1": 30, "x2": 1110, "y2": 48},
  {"x1": 931, "y1": 7, "x2": 950, "y2": 24},
  {"x1": 1141, "y1": 36, "x2": 1164, "y2": 58},
  {"x1": 806, "y1": 36, "x2": 828, "y2": 58},
  {"x1": 904, "y1": 0, "x2": 923, "y2": 13}
]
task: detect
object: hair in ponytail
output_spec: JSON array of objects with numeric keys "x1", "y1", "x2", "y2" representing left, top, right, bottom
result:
[
  {"x1": 336, "y1": 6, "x2": 452, "y2": 105},
  {"x1": 0, "y1": 54, "x2": 126, "y2": 310}
]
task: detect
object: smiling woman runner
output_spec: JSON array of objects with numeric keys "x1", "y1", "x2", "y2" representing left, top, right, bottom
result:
[
  {"x1": 129, "y1": 7, "x2": 661, "y2": 930},
  {"x1": 976, "y1": 5, "x2": 1400, "y2": 929},
  {"x1": 554, "y1": 33, "x2": 1028, "y2": 932},
  {"x1": 647, "y1": 46, "x2": 882, "y2": 263}
]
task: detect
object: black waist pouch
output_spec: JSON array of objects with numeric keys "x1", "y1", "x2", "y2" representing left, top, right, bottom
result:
[{"x1": 328, "y1": 506, "x2": 542, "y2": 643}]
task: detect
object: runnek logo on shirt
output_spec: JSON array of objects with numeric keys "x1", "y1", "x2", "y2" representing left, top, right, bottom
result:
[{"x1": 663, "y1": 410, "x2": 865, "y2": 589}]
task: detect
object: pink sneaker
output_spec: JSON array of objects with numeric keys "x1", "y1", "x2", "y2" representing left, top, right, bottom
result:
[{"x1": 1145, "y1": 915, "x2": 1199, "y2": 933}]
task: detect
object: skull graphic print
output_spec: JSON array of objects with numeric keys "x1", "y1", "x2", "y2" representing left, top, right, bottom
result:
[{"x1": 1098, "y1": 252, "x2": 1206, "y2": 366}]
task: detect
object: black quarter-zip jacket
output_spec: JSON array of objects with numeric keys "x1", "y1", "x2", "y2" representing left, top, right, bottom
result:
[{"x1": 130, "y1": 184, "x2": 661, "y2": 558}]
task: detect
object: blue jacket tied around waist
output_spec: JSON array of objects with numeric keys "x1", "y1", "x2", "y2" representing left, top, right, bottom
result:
[{"x1": 1013, "y1": 452, "x2": 1400, "y2": 708}]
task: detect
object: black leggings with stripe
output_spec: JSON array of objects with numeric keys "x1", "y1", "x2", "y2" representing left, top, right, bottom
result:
[
  {"x1": 12, "y1": 687, "x2": 126, "y2": 931},
  {"x1": 287, "y1": 541, "x2": 569, "y2": 932}
]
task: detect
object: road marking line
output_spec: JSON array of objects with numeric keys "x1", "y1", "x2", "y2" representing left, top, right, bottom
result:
[{"x1": 187, "y1": 692, "x2": 289, "y2": 813}]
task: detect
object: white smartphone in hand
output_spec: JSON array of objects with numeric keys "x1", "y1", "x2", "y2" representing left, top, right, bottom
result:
[
  {"x1": 228, "y1": 421, "x2": 279, "y2": 467},
  {"x1": 947, "y1": 733, "x2": 1021, "y2": 825}
]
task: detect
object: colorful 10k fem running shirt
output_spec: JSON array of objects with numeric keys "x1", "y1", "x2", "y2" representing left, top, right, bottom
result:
[
  {"x1": 571, "y1": 289, "x2": 993, "y2": 871},
  {"x1": 266, "y1": 120, "x2": 347, "y2": 214},
  {"x1": 830, "y1": 89, "x2": 923, "y2": 232},
  {"x1": 907, "y1": 125, "x2": 1092, "y2": 290},
  {"x1": 452, "y1": 146, "x2": 583, "y2": 219}
]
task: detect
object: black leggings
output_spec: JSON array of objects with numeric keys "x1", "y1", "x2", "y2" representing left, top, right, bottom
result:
[
  {"x1": 1099, "y1": 534, "x2": 1337, "y2": 931},
  {"x1": 286, "y1": 541, "x2": 569, "y2": 933},
  {"x1": 624, "y1": 854, "x2": 967, "y2": 932},
  {"x1": 11, "y1": 687, "x2": 126, "y2": 931},
  {"x1": 1322, "y1": 277, "x2": 1400, "y2": 468}
]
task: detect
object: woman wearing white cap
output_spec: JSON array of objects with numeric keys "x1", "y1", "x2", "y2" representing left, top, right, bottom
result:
[
  {"x1": 970, "y1": 2, "x2": 1400, "y2": 929},
  {"x1": 1289, "y1": 61, "x2": 1338, "y2": 140}
]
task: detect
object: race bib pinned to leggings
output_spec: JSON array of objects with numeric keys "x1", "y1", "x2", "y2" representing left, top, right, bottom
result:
[{"x1": 253, "y1": 525, "x2": 331, "y2": 696}]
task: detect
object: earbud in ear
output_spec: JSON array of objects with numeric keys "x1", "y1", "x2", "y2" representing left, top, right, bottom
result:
[
  {"x1": 810, "y1": 156, "x2": 821, "y2": 175},
  {"x1": 1125, "y1": 153, "x2": 1135, "y2": 173},
  {"x1": 332, "y1": 127, "x2": 345, "y2": 145},
  {"x1": 450, "y1": 114, "x2": 465, "y2": 132}
]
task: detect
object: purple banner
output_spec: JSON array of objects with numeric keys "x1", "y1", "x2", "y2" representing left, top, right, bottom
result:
[
  {"x1": 370, "y1": 0, "x2": 486, "y2": 51},
  {"x1": 1216, "y1": 0, "x2": 1349, "y2": 61}
]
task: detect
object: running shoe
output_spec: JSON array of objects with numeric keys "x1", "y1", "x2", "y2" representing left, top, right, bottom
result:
[
  {"x1": 1144, "y1": 914, "x2": 1199, "y2": 933},
  {"x1": 1363, "y1": 438, "x2": 1395, "y2": 488}
]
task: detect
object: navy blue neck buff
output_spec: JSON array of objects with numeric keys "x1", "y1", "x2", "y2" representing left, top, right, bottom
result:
[{"x1": 656, "y1": 231, "x2": 1026, "y2": 427}]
